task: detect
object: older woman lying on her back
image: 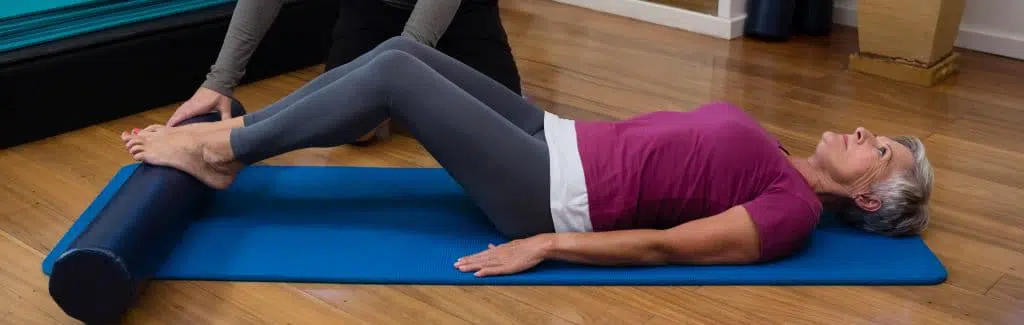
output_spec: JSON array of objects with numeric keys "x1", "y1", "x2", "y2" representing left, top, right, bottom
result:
[{"x1": 119, "y1": 36, "x2": 933, "y2": 277}]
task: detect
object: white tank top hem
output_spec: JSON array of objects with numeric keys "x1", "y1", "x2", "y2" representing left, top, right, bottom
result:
[{"x1": 543, "y1": 111, "x2": 593, "y2": 233}]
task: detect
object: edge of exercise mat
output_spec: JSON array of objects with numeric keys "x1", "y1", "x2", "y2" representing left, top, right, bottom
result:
[{"x1": 42, "y1": 163, "x2": 141, "y2": 275}]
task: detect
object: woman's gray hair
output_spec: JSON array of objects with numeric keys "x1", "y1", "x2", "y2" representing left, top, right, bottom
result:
[{"x1": 839, "y1": 136, "x2": 934, "y2": 236}]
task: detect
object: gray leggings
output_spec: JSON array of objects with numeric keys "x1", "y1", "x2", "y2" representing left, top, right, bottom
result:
[{"x1": 230, "y1": 36, "x2": 555, "y2": 238}]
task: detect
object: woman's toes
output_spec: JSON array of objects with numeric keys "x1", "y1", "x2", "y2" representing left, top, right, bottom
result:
[
  {"x1": 126, "y1": 136, "x2": 146, "y2": 152},
  {"x1": 126, "y1": 136, "x2": 142, "y2": 147},
  {"x1": 129, "y1": 144, "x2": 144, "y2": 156},
  {"x1": 143, "y1": 124, "x2": 164, "y2": 133}
]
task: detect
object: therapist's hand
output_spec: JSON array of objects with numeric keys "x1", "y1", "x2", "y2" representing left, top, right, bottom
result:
[{"x1": 167, "y1": 87, "x2": 233, "y2": 126}]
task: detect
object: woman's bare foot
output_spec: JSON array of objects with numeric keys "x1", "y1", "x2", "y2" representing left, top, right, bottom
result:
[
  {"x1": 353, "y1": 119, "x2": 391, "y2": 145},
  {"x1": 121, "y1": 118, "x2": 244, "y2": 146},
  {"x1": 123, "y1": 127, "x2": 243, "y2": 189}
]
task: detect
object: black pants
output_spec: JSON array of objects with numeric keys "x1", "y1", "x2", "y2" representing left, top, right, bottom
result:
[{"x1": 324, "y1": 0, "x2": 521, "y2": 94}]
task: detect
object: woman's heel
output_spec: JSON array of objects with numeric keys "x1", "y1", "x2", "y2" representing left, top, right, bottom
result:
[{"x1": 351, "y1": 120, "x2": 392, "y2": 146}]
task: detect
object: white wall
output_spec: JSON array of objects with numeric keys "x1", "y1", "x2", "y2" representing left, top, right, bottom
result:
[{"x1": 832, "y1": 0, "x2": 1024, "y2": 60}]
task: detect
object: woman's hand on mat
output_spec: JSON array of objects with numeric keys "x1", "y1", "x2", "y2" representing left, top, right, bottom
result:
[
  {"x1": 454, "y1": 235, "x2": 553, "y2": 277},
  {"x1": 167, "y1": 87, "x2": 233, "y2": 126}
]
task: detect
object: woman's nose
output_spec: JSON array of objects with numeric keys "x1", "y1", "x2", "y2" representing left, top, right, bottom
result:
[
  {"x1": 851, "y1": 126, "x2": 876, "y2": 142},
  {"x1": 854, "y1": 127, "x2": 874, "y2": 144}
]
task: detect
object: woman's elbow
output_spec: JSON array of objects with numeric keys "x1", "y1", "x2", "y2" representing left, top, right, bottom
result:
[{"x1": 720, "y1": 243, "x2": 762, "y2": 264}]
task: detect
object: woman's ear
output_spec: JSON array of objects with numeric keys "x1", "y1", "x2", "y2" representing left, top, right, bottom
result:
[{"x1": 853, "y1": 193, "x2": 882, "y2": 212}]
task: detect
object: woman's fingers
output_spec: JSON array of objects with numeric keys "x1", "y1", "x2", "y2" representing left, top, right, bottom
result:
[
  {"x1": 457, "y1": 243, "x2": 501, "y2": 263},
  {"x1": 456, "y1": 252, "x2": 492, "y2": 267},
  {"x1": 474, "y1": 264, "x2": 517, "y2": 277},
  {"x1": 455, "y1": 250, "x2": 507, "y2": 273},
  {"x1": 474, "y1": 268, "x2": 500, "y2": 277},
  {"x1": 455, "y1": 242, "x2": 527, "y2": 277},
  {"x1": 455, "y1": 258, "x2": 487, "y2": 272}
]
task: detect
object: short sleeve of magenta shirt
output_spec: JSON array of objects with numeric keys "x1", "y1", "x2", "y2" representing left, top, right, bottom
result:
[{"x1": 742, "y1": 185, "x2": 822, "y2": 262}]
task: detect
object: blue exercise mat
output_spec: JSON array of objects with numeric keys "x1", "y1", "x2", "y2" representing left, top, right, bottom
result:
[{"x1": 43, "y1": 164, "x2": 948, "y2": 285}]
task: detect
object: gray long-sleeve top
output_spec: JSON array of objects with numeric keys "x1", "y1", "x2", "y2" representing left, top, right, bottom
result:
[{"x1": 200, "y1": 0, "x2": 462, "y2": 96}]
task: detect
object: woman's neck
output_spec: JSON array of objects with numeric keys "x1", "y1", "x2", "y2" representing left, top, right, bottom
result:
[{"x1": 788, "y1": 156, "x2": 847, "y2": 197}]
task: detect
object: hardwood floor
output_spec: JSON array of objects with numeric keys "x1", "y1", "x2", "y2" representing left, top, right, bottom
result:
[{"x1": 3, "y1": 0, "x2": 1024, "y2": 323}]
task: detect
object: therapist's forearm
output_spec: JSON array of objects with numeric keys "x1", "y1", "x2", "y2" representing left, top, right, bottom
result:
[
  {"x1": 201, "y1": 0, "x2": 285, "y2": 96},
  {"x1": 401, "y1": 0, "x2": 461, "y2": 47}
]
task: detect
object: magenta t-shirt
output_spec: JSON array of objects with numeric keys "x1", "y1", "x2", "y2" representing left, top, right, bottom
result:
[{"x1": 573, "y1": 102, "x2": 822, "y2": 261}]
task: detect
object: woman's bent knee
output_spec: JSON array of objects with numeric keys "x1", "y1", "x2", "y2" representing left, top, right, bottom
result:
[
  {"x1": 378, "y1": 36, "x2": 428, "y2": 53},
  {"x1": 365, "y1": 50, "x2": 431, "y2": 82}
]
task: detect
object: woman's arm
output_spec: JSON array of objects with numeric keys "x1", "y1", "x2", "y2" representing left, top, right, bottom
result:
[
  {"x1": 201, "y1": 0, "x2": 285, "y2": 96},
  {"x1": 401, "y1": 0, "x2": 461, "y2": 47},
  {"x1": 455, "y1": 206, "x2": 762, "y2": 277},
  {"x1": 543, "y1": 205, "x2": 762, "y2": 265}
]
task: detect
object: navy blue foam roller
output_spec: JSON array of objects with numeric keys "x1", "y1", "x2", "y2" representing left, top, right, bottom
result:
[{"x1": 47, "y1": 99, "x2": 247, "y2": 325}]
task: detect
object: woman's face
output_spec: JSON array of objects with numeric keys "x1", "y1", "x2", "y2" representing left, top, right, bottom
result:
[{"x1": 811, "y1": 127, "x2": 915, "y2": 208}]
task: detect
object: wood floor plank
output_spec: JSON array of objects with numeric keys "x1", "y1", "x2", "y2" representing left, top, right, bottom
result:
[
  {"x1": 870, "y1": 283, "x2": 1024, "y2": 325},
  {"x1": 0, "y1": 154, "x2": 105, "y2": 225},
  {"x1": 928, "y1": 255, "x2": 1005, "y2": 295},
  {"x1": 986, "y1": 274, "x2": 1024, "y2": 304},
  {"x1": 924, "y1": 134, "x2": 1024, "y2": 190},
  {"x1": 293, "y1": 284, "x2": 475, "y2": 325},
  {"x1": 923, "y1": 227, "x2": 1024, "y2": 280},
  {"x1": 940, "y1": 50, "x2": 1024, "y2": 110},
  {"x1": 933, "y1": 102, "x2": 1024, "y2": 154},
  {"x1": 929, "y1": 168, "x2": 1024, "y2": 231},
  {"x1": 489, "y1": 286, "x2": 657, "y2": 324},
  {"x1": 699, "y1": 283, "x2": 1020, "y2": 325},
  {"x1": 609, "y1": 287, "x2": 774, "y2": 324},
  {"x1": 119, "y1": 281, "x2": 265, "y2": 325},
  {"x1": 0, "y1": 231, "x2": 86, "y2": 324},
  {"x1": 795, "y1": 66, "x2": 974, "y2": 124},
  {"x1": 0, "y1": 198, "x2": 71, "y2": 255},
  {"x1": 395, "y1": 286, "x2": 576, "y2": 325},
  {"x1": 779, "y1": 84, "x2": 955, "y2": 138},
  {"x1": 0, "y1": 287, "x2": 71, "y2": 325},
  {"x1": 191, "y1": 282, "x2": 370, "y2": 325},
  {"x1": 693, "y1": 286, "x2": 883, "y2": 325}
]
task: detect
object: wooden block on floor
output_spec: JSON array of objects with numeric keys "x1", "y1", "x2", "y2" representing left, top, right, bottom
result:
[{"x1": 848, "y1": 51, "x2": 961, "y2": 87}]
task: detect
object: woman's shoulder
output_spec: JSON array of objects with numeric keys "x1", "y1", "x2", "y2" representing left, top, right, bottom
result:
[{"x1": 742, "y1": 175, "x2": 823, "y2": 261}]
